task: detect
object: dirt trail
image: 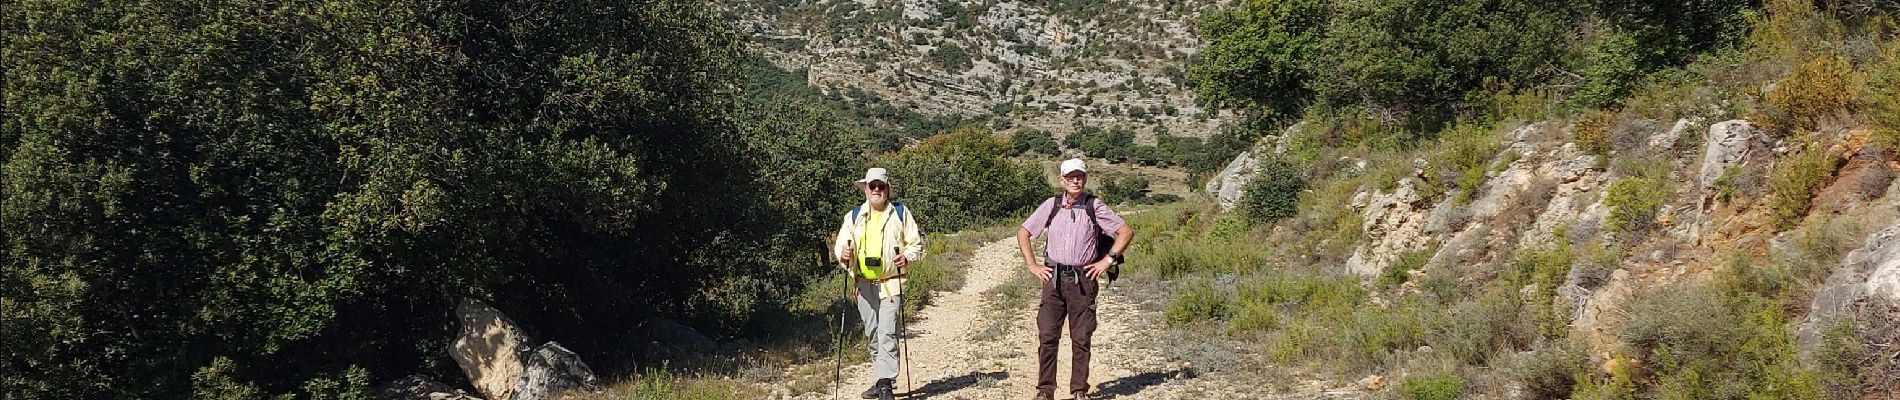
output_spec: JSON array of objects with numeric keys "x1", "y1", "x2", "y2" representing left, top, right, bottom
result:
[{"x1": 779, "y1": 237, "x2": 1257, "y2": 400}]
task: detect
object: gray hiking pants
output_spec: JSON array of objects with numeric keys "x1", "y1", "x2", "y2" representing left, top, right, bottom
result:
[{"x1": 855, "y1": 279, "x2": 902, "y2": 381}]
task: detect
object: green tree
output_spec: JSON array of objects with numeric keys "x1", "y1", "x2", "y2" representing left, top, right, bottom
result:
[
  {"x1": 1011, "y1": 129, "x2": 1062, "y2": 156},
  {"x1": 1188, "y1": 0, "x2": 1330, "y2": 120},
  {"x1": 3, "y1": 0, "x2": 859, "y2": 396},
  {"x1": 881, "y1": 127, "x2": 1051, "y2": 233}
]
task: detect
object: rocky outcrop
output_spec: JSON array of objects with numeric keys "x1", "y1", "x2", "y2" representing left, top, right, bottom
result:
[
  {"x1": 1697, "y1": 120, "x2": 1766, "y2": 191},
  {"x1": 1204, "y1": 124, "x2": 1301, "y2": 211},
  {"x1": 1798, "y1": 221, "x2": 1900, "y2": 354},
  {"x1": 450, "y1": 298, "x2": 598, "y2": 400},
  {"x1": 1203, "y1": 150, "x2": 1258, "y2": 212}
]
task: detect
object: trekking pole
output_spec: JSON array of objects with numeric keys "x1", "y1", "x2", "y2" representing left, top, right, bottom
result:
[
  {"x1": 836, "y1": 241, "x2": 852, "y2": 400},
  {"x1": 897, "y1": 247, "x2": 913, "y2": 399}
]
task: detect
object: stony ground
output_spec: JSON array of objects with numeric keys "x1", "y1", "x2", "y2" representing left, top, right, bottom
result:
[{"x1": 766, "y1": 238, "x2": 1365, "y2": 400}]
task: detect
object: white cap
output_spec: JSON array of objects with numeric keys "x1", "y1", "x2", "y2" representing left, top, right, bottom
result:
[
  {"x1": 1059, "y1": 158, "x2": 1087, "y2": 176},
  {"x1": 855, "y1": 167, "x2": 891, "y2": 188}
]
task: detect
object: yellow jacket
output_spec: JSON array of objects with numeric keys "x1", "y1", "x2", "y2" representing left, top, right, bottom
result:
[{"x1": 832, "y1": 202, "x2": 927, "y2": 299}]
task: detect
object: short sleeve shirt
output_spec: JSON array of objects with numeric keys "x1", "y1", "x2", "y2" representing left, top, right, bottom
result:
[{"x1": 1020, "y1": 195, "x2": 1126, "y2": 267}]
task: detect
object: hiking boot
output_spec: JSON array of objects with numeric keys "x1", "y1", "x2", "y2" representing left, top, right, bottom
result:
[
  {"x1": 876, "y1": 380, "x2": 896, "y2": 400},
  {"x1": 862, "y1": 378, "x2": 892, "y2": 399},
  {"x1": 1071, "y1": 392, "x2": 1093, "y2": 400}
]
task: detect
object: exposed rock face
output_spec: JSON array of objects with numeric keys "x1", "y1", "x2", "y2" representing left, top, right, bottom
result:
[
  {"x1": 1204, "y1": 123, "x2": 1302, "y2": 211},
  {"x1": 1697, "y1": 120, "x2": 1766, "y2": 191},
  {"x1": 1346, "y1": 177, "x2": 1435, "y2": 277},
  {"x1": 449, "y1": 298, "x2": 598, "y2": 400},
  {"x1": 731, "y1": 0, "x2": 1229, "y2": 140},
  {"x1": 1203, "y1": 150, "x2": 1257, "y2": 212},
  {"x1": 1799, "y1": 221, "x2": 1900, "y2": 354}
]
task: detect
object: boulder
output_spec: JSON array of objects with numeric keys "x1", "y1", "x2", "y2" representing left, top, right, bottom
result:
[
  {"x1": 509, "y1": 343, "x2": 599, "y2": 400},
  {"x1": 1697, "y1": 120, "x2": 1766, "y2": 191},
  {"x1": 637, "y1": 318, "x2": 716, "y2": 362},
  {"x1": 1203, "y1": 150, "x2": 1258, "y2": 212},
  {"x1": 449, "y1": 298, "x2": 599, "y2": 400}
]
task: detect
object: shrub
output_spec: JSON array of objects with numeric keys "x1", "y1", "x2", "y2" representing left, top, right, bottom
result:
[
  {"x1": 1511, "y1": 244, "x2": 1573, "y2": 339},
  {"x1": 1573, "y1": 110, "x2": 1617, "y2": 156},
  {"x1": 1766, "y1": 144, "x2": 1838, "y2": 230},
  {"x1": 1572, "y1": 30, "x2": 1651, "y2": 109},
  {"x1": 1399, "y1": 372, "x2": 1464, "y2": 400},
  {"x1": 1010, "y1": 129, "x2": 1061, "y2": 156},
  {"x1": 1764, "y1": 55, "x2": 1859, "y2": 131},
  {"x1": 1430, "y1": 287, "x2": 1520, "y2": 366},
  {"x1": 1867, "y1": 44, "x2": 1900, "y2": 152},
  {"x1": 1237, "y1": 158, "x2": 1305, "y2": 225},
  {"x1": 881, "y1": 127, "x2": 1052, "y2": 233},
  {"x1": 1602, "y1": 176, "x2": 1665, "y2": 234},
  {"x1": 1165, "y1": 279, "x2": 1233, "y2": 324},
  {"x1": 1515, "y1": 340, "x2": 1588, "y2": 399},
  {"x1": 1618, "y1": 283, "x2": 1825, "y2": 399},
  {"x1": 1098, "y1": 175, "x2": 1151, "y2": 205},
  {"x1": 929, "y1": 43, "x2": 973, "y2": 72}
]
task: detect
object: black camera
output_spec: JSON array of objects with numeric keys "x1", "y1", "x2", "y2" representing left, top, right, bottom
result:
[{"x1": 864, "y1": 257, "x2": 882, "y2": 267}]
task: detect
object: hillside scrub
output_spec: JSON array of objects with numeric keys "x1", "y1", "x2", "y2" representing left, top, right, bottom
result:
[{"x1": 1165, "y1": 0, "x2": 1900, "y2": 396}]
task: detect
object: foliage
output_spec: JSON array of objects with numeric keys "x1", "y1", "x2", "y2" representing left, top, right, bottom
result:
[
  {"x1": 1009, "y1": 129, "x2": 1061, "y2": 157},
  {"x1": 1308, "y1": 0, "x2": 1575, "y2": 128},
  {"x1": 1766, "y1": 144, "x2": 1838, "y2": 230},
  {"x1": 1764, "y1": 55, "x2": 1861, "y2": 131},
  {"x1": 879, "y1": 127, "x2": 1051, "y2": 233},
  {"x1": 1097, "y1": 175, "x2": 1151, "y2": 205},
  {"x1": 1573, "y1": 111, "x2": 1618, "y2": 156},
  {"x1": 1188, "y1": 0, "x2": 1330, "y2": 120},
  {"x1": 1237, "y1": 158, "x2": 1305, "y2": 225},
  {"x1": 1611, "y1": 280, "x2": 1825, "y2": 399},
  {"x1": 1602, "y1": 176, "x2": 1666, "y2": 234},
  {"x1": 930, "y1": 43, "x2": 973, "y2": 72},
  {"x1": 1572, "y1": 30, "x2": 1658, "y2": 109},
  {"x1": 1399, "y1": 371, "x2": 1464, "y2": 400},
  {"x1": 1871, "y1": 44, "x2": 1900, "y2": 151},
  {"x1": 1165, "y1": 279, "x2": 1233, "y2": 324},
  {"x1": 1063, "y1": 126, "x2": 1138, "y2": 162},
  {"x1": 0, "y1": 0, "x2": 873, "y2": 395}
]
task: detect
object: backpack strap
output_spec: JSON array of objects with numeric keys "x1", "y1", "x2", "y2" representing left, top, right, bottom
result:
[
  {"x1": 851, "y1": 203, "x2": 906, "y2": 226},
  {"x1": 1042, "y1": 193, "x2": 1104, "y2": 234}
]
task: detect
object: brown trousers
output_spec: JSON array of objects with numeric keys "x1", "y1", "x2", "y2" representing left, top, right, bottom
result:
[{"x1": 1036, "y1": 270, "x2": 1098, "y2": 397}]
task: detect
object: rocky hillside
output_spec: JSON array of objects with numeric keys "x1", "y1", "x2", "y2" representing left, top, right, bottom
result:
[
  {"x1": 724, "y1": 0, "x2": 1233, "y2": 142},
  {"x1": 1202, "y1": 115, "x2": 1900, "y2": 394}
]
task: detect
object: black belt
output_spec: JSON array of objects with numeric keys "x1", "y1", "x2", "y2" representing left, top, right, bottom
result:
[{"x1": 1054, "y1": 263, "x2": 1084, "y2": 275}]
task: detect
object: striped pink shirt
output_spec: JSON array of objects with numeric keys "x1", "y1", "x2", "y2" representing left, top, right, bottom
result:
[{"x1": 1020, "y1": 195, "x2": 1125, "y2": 267}]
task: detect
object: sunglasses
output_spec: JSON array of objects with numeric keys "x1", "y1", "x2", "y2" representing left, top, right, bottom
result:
[{"x1": 868, "y1": 182, "x2": 891, "y2": 191}]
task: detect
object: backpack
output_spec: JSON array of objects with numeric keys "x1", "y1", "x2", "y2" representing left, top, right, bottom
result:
[
  {"x1": 1040, "y1": 194, "x2": 1121, "y2": 282},
  {"x1": 850, "y1": 202, "x2": 907, "y2": 225}
]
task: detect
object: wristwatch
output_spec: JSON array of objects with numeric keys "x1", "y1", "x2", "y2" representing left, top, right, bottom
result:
[{"x1": 1108, "y1": 251, "x2": 1123, "y2": 264}]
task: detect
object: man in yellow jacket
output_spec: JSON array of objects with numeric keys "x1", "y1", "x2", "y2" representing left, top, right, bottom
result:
[{"x1": 833, "y1": 167, "x2": 927, "y2": 400}]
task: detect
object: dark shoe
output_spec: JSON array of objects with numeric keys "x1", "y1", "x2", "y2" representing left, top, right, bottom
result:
[
  {"x1": 1071, "y1": 392, "x2": 1092, "y2": 400},
  {"x1": 863, "y1": 378, "x2": 891, "y2": 399},
  {"x1": 876, "y1": 381, "x2": 896, "y2": 400}
]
